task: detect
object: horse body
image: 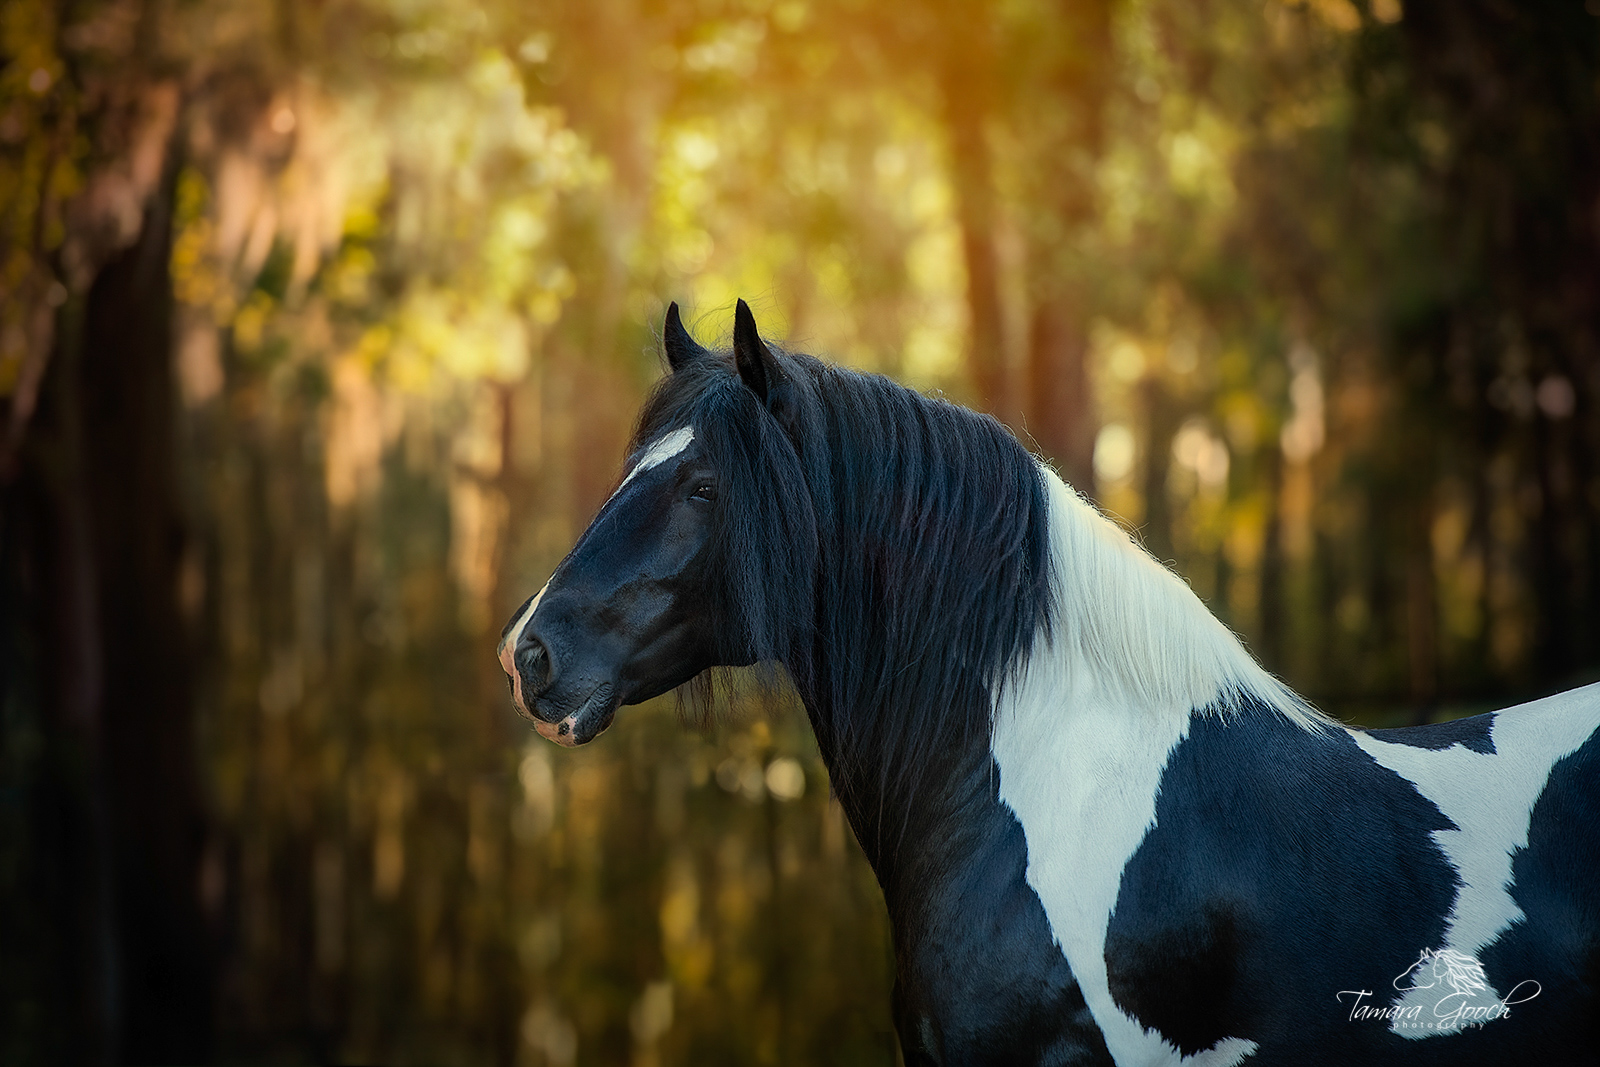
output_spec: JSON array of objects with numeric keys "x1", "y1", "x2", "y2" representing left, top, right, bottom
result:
[
  {"x1": 500, "y1": 301, "x2": 1600, "y2": 1065},
  {"x1": 997, "y1": 469, "x2": 1600, "y2": 1064}
]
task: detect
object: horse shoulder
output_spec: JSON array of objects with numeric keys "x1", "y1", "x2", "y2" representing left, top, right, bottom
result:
[{"x1": 890, "y1": 773, "x2": 1114, "y2": 1066}]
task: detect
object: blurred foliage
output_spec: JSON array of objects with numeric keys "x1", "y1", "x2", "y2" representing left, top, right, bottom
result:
[{"x1": 3, "y1": 0, "x2": 1600, "y2": 1063}]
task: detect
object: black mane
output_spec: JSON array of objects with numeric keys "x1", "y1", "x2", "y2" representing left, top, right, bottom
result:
[{"x1": 631, "y1": 344, "x2": 1053, "y2": 813}]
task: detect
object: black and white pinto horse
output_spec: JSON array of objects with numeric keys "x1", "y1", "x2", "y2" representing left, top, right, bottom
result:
[{"x1": 499, "y1": 300, "x2": 1600, "y2": 1066}]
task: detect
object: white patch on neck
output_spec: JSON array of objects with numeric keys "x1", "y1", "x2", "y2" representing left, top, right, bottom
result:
[
  {"x1": 1350, "y1": 684, "x2": 1600, "y2": 1037},
  {"x1": 990, "y1": 468, "x2": 1262, "y2": 1066},
  {"x1": 613, "y1": 426, "x2": 695, "y2": 497}
]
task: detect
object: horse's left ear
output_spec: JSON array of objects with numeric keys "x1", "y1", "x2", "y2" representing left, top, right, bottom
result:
[{"x1": 732, "y1": 299, "x2": 785, "y2": 410}]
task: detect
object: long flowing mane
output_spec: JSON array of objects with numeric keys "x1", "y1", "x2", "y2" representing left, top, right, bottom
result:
[
  {"x1": 629, "y1": 338, "x2": 1325, "y2": 808},
  {"x1": 632, "y1": 346, "x2": 1052, "y2": 797}
]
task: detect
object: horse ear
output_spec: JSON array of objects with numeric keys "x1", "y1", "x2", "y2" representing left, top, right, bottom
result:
[
  {"x1": 732, "y1": 298, "x2": 782, "y2": 407},
  {"x1": 663, "y1": 302, "x2": 709, "y2": 371}
]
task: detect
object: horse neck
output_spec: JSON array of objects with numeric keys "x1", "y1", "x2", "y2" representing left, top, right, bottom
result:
[
  {"x1": 790, "y1": 462, "x2": 1322, "y2": 891},
  {"x1": 796, "y1": 680, "x2": 1002, "y2": 898}
]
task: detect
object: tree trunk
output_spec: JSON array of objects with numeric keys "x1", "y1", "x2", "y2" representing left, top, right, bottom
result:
[
  {"x1": 937, "y1": 14, "x2": 1008, "y2": 418},
  {"x1": 1023, "y1": 0, "x2": 1112, "y2": 494},
  {"x1": 1140, "y1": 376, "x2": 1175, "y2": 564},
  {"x1": 15, "y1": 137, "x2": 214, "y2": 1063},
  {"x1": 1027, "y1": 297, "x2": 1097, "y2": 492}
]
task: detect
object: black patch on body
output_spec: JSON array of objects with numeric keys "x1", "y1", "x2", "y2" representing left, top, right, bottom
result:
[
  {"x1": 1105, "y1": 705, "x2": 1462, "y2": 1064},
  {"x1": 1369, "y1": 712, "x2": 1497, "y2": 754},
  {"x1": 1475, "y1": 727, "x2": 1600, "y2": 1062}
]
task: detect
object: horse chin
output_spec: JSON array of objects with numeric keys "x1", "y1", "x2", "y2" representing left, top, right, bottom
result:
[{"x1": 530, "y1": 686, "x2": 618, "y2": 748}]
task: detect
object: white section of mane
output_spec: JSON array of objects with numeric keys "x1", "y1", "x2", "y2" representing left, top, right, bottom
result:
[{"x1": 1021, "y1": 464, "x2": 1324, "y2": 730}]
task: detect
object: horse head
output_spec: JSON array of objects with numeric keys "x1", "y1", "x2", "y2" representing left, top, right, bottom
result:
[{"x1": 497, "y1": 300, "x2": 807, "y2": 746}]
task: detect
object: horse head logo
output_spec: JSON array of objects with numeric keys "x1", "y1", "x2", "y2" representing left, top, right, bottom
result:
[{"x1": 1394, "y1": 948, "x2": 1490, "y2": 998}]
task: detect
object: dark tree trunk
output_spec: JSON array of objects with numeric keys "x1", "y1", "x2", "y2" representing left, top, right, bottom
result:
[
  {"x1": 1398, "y1": 0, "x2": 1600, "y2": 691},
  {"x1": 1023, "y1": 0, "x2": 1113, "y2": 494},
  {"x1": 79, "y1": 145, "x2": 212, "y2": 1065},
  {"x1": 937, "y1": 13, "x2": 1008, "y2": 418},
  {"x1": 1139, "y1": 376, "x2": 1175, "y2": 565},
  {"x1": 1405, "y1": 492, "x2": 1439, "y2": 721},
  {"x1": 1258, "y1": 448, "x2": 1286, "y2": 674},
  {"x1": 9, "y1": 139, "x2": 213, "y2": 1063},
  {"x1": 1028, "y1": 299, "x2": 1097, "y2": 492}
]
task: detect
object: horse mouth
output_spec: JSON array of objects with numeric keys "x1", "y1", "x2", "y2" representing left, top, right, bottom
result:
[{"x1": 529, "y1": 684, "x2": 617, "y2": 748}]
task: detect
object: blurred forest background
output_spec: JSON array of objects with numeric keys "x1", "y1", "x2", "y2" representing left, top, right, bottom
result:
[{"x1": 3, "y1": 0, "x2": 1599, "y2": 1063}]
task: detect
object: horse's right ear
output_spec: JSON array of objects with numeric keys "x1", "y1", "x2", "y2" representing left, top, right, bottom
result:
[{"x1": 663, "y1": 302, "x2": 709, "y2": 371}]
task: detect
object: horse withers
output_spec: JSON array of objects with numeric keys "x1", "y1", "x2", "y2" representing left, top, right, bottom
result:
[{"x1": 499, "y1": 300, "x2": 1600, "y2": 1066}]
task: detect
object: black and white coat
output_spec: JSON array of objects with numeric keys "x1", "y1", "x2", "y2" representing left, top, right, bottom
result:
[
  {"x1": 943, "y1": 470, "x2": 1600, "y2": 1065},
  {"x1": 502, "y1": 302, "x2": 1600, "y2": 1066}
]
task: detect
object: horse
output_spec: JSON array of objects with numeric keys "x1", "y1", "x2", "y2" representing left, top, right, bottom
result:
[{"x1": 498, "y1": 299, "x2": 1600, "y2": 1066}]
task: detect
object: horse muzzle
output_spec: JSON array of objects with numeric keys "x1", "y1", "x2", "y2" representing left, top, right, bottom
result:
[
  {"x1": 529, "y1": 685, "x2": 618, "y2": 748},
  {"x1": 498, "y1": 622, "x2": 619, "y2": 747}
]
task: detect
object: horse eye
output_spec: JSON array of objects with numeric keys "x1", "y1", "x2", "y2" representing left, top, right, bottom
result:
[{"x1": 690, "y1": 484, "x2": 716, "y2": 502}]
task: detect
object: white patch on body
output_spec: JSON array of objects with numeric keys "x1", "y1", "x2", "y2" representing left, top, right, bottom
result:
[
  {"x1": 992, "y1": 468, "x2": 1278, "y2": 1066},
  {"x1": 1351, "y1": 684, "x2": 1600, "y2": 1036}
]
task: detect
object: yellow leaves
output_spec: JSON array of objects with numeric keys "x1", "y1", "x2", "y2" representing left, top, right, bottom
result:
[
  {"x1": 762, "y1": 757, "x2": 806, "y2": 801},
  {"x1": 373, "y1": 770, "x2": 411, "y2": 899},
  {"x1": 674, "y1": 130, "x2": 721, "y2": 172},
  {"x1": 629, "y1": 981, "x2": 675, "y2": 1053},
  {"x1": 1164, "y1": 122, "x2": 1237, "y2": 210},
  {"x1": 1093, "y1": 423, "x2": 1137, "y2": 484},
  {"x1": 388, "y1": 288, "x2": 531, "y2": 387},
  {"x1": 231, "y1": 291, "x2": 274, "y2": 352},
  {"x1": 0, "y1": 0, "x2": 58, "y2": 95},
  {"x1": 682, "y1": 20, "x2": 767, "y2": 77},
  {"x1": 324, "y1": 245, "x2": 376, "y2": 305},
  {"x1": 1290, "y1": 0, "x2": 1363, "y2": 33},
  {"x1": 1171, "y1": 418, "x2": 1231, "y2": 494},
  {"x1": 901, "y1": 322, "x2": 962, "y2": 389},
  {"x1": 660, "y1": 854, "x2": 713, "y2": 990},
  {"x1": 1371, "y1": 0, "x2": 1403, "y2": 23},
  {"x1": 665, "y1": 229, "x2": 715, "y2": 277},
  {"x1": 514, "y1": 747, "x2": 557, "y2": 842},
  {"x1": 342, "y1": 201, "x2": 381, "y2": 241}
]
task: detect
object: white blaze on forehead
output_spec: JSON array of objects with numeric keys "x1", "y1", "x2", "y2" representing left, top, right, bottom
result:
[{"x1": 613, "y1": 426, "x2": 695, "y2": 498}]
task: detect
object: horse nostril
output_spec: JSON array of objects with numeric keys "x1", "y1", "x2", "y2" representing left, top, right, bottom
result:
[{"x1": 517, "y1": 634, "x2": 553, "y2": 697}]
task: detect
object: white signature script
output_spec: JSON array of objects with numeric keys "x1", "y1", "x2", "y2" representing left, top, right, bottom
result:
[{"x1": 1337, "y1": 948, "x2": 1541, "y2": 1032}]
